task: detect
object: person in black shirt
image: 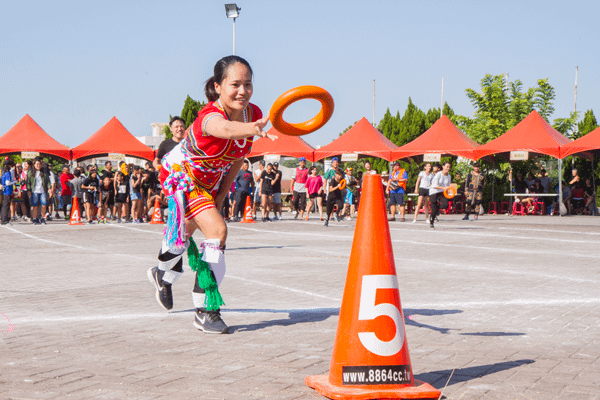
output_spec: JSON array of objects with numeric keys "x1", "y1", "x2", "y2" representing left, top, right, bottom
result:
[
  {"x1": 100, "y1": 161, "x2": 115, "y2": 182},
  {"x1": 233, "y1": 160, "x2": 254, "y2": 220},
  {"x1": 260, "y1": 163, "x2": 276, "y2": 222},
  {"x1": 141, "y1": 169, "x2": 155, "y2": 221},
  {"x1": 272, "y1": 162, "x2": 283, "y2": 220},
  {"x1": 99, "y1": 176, "x2": 114, "y2": 223},
  {"x1": 81, "y1": 170, "x2": 100, "y2": 224},
  {"x1": 153, "y1": 116, "x2": 186, "y2": 169},
  {"x1": 324, "y1": 168, "x2": 344, "y2": 227}
]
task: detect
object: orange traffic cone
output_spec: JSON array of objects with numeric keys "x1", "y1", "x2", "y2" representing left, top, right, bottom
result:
[
  {"x1": 305, "y1": 174, "x2": 440, "y2": 399},
  {"x1": 69, "y1": 197, "x2": 84, "y2": 225},
  {"x1": 149, "y1": 197, "x2": 165, "y2": 224},
  {"x1": 240, "y1": 195, "x2": 256, "y2": 224}
]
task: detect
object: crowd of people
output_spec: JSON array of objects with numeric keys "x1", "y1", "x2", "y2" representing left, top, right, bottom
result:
[
  {"x1": 4, "y1": 153, "x2": 595, "y2": 227},
  {"x1": 0, "y1": 156, "x2": 165, "y2": 225}
]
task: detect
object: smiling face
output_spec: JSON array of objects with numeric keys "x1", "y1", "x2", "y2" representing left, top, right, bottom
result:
[
  {"x1": 171, "y1": 120, "x2": 185, "y2": 142},
  {"x1": 215, "y1": 62, "x2": 253, "y2": 119}
]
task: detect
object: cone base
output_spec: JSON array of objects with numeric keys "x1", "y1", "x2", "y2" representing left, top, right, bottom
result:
[
  {"x1": 68, "y1": 222, "x2": 84, "y2": 225},
  {"x1": 305, "y1": 375, "x2": 440, "y2": 400},
  {"x1": 149, "y1": 221, "x2": 165, "y2": 225},
  {"x1": 240, "y1": 220, "x2": 256, "y2": 223}
]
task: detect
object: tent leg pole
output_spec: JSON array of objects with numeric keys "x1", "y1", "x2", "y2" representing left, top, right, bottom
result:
[
  {"x1": 593, "y1": 155, "x2": 596, "y2": 216},
  {"x1": 558, "y1": 158, "x2": 563, "y2": 217}
]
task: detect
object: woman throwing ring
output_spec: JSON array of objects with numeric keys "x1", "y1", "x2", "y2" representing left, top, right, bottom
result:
[{"x1": 148, "y1": 56, "x2": 273, "y2": 334}]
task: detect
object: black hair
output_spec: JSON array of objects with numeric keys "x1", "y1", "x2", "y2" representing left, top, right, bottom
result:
[
  {"x1": 434, "y1": 163, "x2": 442, "y2": 170},
  {"x1": 443, "y1": 161, "x2": 451, "y2": 167},
  {"x1": 169, "y1": 116, "x2": 185, "y2": 127},
  {"x1": 204, "y1": 55, "x2": 253, "y2": 102},
  {"x1": 259, "y1": 160, "x2": 266, "y2": 166},
  {"x1": 133, "y1": 165, "x2": 141, "y2": 171},
  {"x1": 74, "y1": 169, "x2": 81, "y2": 177},
  {"x1": 335, "y1": 167, "x2": 344, "y2": 175},
  {"x1": 105, "y1": 161, "x2": 112, "y2": 166},
  {"x1": 266, "y1": 163, "x2": 273, "y2": 168},
  {"x1": 243, "y1": 160, "x2": 249, "y2": 165}
]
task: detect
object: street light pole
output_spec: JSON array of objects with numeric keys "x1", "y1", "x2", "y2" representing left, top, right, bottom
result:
[{"x1": 225, "y1": 4, "x2": 241, "y2": 55}]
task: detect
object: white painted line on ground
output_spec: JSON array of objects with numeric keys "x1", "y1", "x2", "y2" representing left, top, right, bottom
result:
[
  {"x1": 10, "y1": 296, "x2": 600, "y2": 325},
  {"x1": 498, "y1": 226, "x2": 600, "y2": 236},
  {"x1": 228, "y1": 225, "x2": 600, "y2": 259}
]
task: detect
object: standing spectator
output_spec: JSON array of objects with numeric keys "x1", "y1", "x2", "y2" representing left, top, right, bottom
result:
[
  {"x1": 140, "y1": 169, "x2": 155, "y2": 221},
  {"x1": 386, "y1": 161, "x2": 408, "y2": 222},
  {"x1": 153, "y1": 116, "x2": 186, "y2": 169},
  {"x1": 114, "y1": 171, "x2": 130, "y2": 222},
  {"x1": 100, "y1": 161, "x2": 115, "y2": 182},
  {"x1": 463, "y1": 162, "x2": 486, "y2": 221},
  {"x1": 252, "y1": 160, "x2": 265, "y2": 219},
  {"x1": 11, "y1": 163, "x2": 28, "y2": 221},
  {"x1": 305, "y1": 166, "x2": 324, "y2": 221},
  {"x1": 364, "y1": 160, "x2": 377, "y2": 175},
  {"x1": 69, "y1": 169, "x2": 85, "y2": 219},
  {"x1": 60, "y1": 165, "x2": 74, "y2": 220},
  {"x1": 260, "y1": 163, "x2": 275, "y2": 222},
  {"x1": 271, "y1": 162, "x2": 283, "y2": 220},
  {"x1": 429, "y1": 162, "x2": 452, "y2": 229},
  {"x1": 98, "y1": 176, "x2": 115, "y2": 223},
  {"x1": 323, "y1": 157, "x2": 340, "y2": 196},
  {"x1": 584, "y1": 178, "x2": 596, "y2": 215},
  {"x1": 44, "y1": 162, "x2": 59, "y2": 220},
  {"x1": 81, "y1": 169, "x2": 100, "y2": 224},
  {"x1": 341, "y1": 168, "x2": 358, "y2": 220},
  {"x1": 324, "y1": 168, "x2": 344, "y2": 227},
  {"x1": 233, "y1": 160, "x2": 253, "y2": 221},
  {"x1": 291, "y1": 157, "x2": 309, "y2": 219},
  {"x1": 412, "y1": 162, "x2": 433, "y2": 223},
  {"x1": 1, "y1": 161, "x2": 16, "y2": 225},
  {"x1": 18, "y1": 162, "x2": 31, "y2": 219},
  {"x1": 27, "y1": 158, "x2": 51, "y2": 225},
  {"x1": 130, "y1": 166, "x2": 143, "y2": 223}
]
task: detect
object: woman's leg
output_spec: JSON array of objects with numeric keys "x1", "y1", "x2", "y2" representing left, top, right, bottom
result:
[
  {"x1": 305, "y1": 198, "x2": 313, "y2": 219},
  {"x1": 261, "y1": 194, "x2": 267, "y2": 219},
  {"x1": 317, "y1": 196, "x2": 323, "y2": 219},
  {"x1": 429, "y1": 194, "x2": 438, "y2": 225},
  {"x1": 414, "y1": 195, "x2": 423, "y2": 221}
]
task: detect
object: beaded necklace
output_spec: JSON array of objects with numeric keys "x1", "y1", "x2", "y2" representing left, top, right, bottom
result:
[{"x1": 217, "y1": 99, "x2": 248, "y2": 149}]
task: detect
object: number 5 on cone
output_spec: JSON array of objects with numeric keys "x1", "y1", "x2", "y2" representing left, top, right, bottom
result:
[{"x1": 358, "y1": 275, "x2": 404, "y2": 357}]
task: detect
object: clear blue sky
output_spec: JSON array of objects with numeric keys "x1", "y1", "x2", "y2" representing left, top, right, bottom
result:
[{"x1": 1, "y1": 0, "x2": 598, "y2": 149}]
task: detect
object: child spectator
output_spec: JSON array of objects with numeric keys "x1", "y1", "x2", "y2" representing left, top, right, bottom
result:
[
  {"x1": 99, "y1": 176, "x2": 115, "y2": 223},
  {"x1": 260, "y1": 162, "x2": 275, "y2": 222},
  {"x1": 141, "y1": 169, "x2": 155, "y2": 222},
  {"x1": 1, "y1": 161, "x2": 16, "y2": 225},
  {"x1": 81, "y1": 169, "x2": 100, "y2": 224},
  {"x1": 114, "y1": 171, "x2": 130, "y2": 222},
  {"x1": 324, "y1": 168, "x2": 344, "y2": 227},
  {"x1": 271, "y1": 162, "x2": 283, "y2": 220},
  {"x1": 129, "y1": 166, "x2": 143, "y2": 223}
]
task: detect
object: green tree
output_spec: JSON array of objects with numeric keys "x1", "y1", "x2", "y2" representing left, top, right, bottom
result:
[
  {"x1": 163, "y1": 95, "x2": 206, "y2": 139},
  {"x1": 575, "y1": 109, "x2": 599, "y2": 139}
]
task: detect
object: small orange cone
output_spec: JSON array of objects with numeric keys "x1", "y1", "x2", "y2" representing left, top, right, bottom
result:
[
  {"x1": 149, "y1": 197, "x2": 165, "y2": 224},
  {"x1": 240, "y1": 195, "x2": 256, "y2": 223},
  {"x1": 305, "y1": 174, "x2": 440, "y2": 399},
  {"x1": 69, "y1": 197, "x2": 84, "y2": 225}
]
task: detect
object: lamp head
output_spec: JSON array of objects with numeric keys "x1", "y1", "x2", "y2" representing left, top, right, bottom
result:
[{"x1": 225, "y1": 3, "x2": 240, "y2": 18}]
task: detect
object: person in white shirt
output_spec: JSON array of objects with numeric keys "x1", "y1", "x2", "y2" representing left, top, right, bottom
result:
[
  {"x1": 252, "y1": 160, "x2": 265, "y2": 219},
  {"x1": 412, "y1": 163, "x2": 433, "y2": 223},
  {"x1": 428, "y1": 162, "x2": 452, "y2": 229}
]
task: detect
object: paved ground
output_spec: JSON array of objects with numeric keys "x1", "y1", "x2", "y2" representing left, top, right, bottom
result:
[{"x1": 1, "y1": 211, "x2": 600, "y2": 400}]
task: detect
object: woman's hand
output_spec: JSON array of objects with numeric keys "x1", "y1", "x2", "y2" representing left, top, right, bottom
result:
[{"x1": 254, "y1": 116, "x2": 277, "y2": 141}]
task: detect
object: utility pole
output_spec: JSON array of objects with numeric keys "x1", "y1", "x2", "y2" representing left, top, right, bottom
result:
[
  {"x1": 373, "y1": 79, "x2": 376, "y2": 127},
  {"x1": 440, "y1": 78, "x2": 444, "y2": 118}
]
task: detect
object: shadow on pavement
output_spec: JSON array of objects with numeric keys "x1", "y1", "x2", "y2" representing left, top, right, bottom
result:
[
  {"x1": 227, "y1": 244, "x2": 302, "y2": 251},
  {"x1": 415, "y1": 359, "x2": 535, "y2": 391},
  {"x1": 404, "y1": 308, "x2": 462, "y2": 334},
  {"x1": 226, "y1": 307, "x2": 339, "y2": 332}
]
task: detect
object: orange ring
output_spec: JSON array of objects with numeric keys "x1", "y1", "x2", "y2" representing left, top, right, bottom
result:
[
  {"x1": 270, "y1": 86, "x2": 334, "y2": 136},
  {"x1": 443, "y1": 187, "x2": 456, "y2": 199},
  {"x1": 339, "y1": 179, "x2": 346, "y2": 190}
]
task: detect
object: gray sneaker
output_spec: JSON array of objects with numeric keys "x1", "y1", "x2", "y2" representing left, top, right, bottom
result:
[
  {"x1": 147, "y1": 267, "x2": 173, "y2": 310},
  {"x1": 194, "y1": 309, "x2": 228, "y2": 334}
]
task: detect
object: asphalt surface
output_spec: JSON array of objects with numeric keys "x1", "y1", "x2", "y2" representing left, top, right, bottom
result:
[{"x1": 1, "y1": 211, "x2": 600, "y2": 399}]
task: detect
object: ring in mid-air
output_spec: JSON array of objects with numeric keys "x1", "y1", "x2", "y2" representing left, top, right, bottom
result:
[{"x1": 269, "y1": 85, "x2": 334, "y2": 136}]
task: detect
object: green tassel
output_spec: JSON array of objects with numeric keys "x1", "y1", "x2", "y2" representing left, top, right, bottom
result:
[{"x1": 187, "y1": 237, "x2": 225, "y2": 311}]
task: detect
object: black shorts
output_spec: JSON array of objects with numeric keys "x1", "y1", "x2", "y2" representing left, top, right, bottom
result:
[
  {"x1": 419, "y1": 188, "x2": 429, "y2": 197},
  {"x1": 84, "y1": 192, "x2": 96, "y2": 204},
  {"x1": 309, "y1": 192, "x2": 319, "y2": 199}
]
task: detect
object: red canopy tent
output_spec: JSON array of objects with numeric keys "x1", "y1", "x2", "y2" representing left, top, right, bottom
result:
[
  {"x1": 474, "y1": 110, "x2": 572, "y2": 160},
  {"x1": 560, "y1": 126, "x2": 600, "y2": 158},
  {"x1": 391, "y1": 115, "x2": 479, "y2": 162},
  {"x1": 0, "y1": 115, "x2": 71, "y2": 160},
  {"x1": 247, "y1": 127, "x2": 316, "y2": 161},
  {"x1": 313, "y1": 117, "x2": 397, "y2": 161},
  {"x1": 71, "y1": 117, "x2": 155, "y2": 161}
]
